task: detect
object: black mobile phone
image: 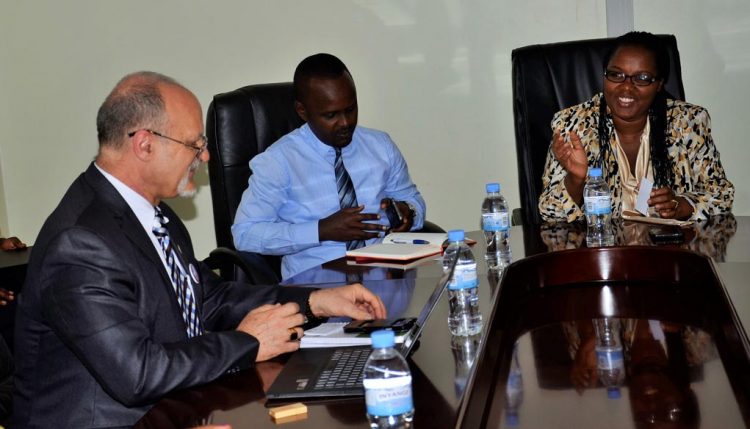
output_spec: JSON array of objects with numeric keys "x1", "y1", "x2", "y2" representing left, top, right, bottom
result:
[
  {"x1": 343, "y1": 317, "x2": 416, "y2": 334},
  {"x1": 384, "y1": 199, "x2": 403, "y2": 229},
  {"x1": 648, "y1": 226, "x2": 685, "y2": 244}
]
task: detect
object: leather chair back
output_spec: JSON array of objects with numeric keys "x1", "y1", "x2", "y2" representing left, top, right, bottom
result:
[
  {"x1": 206, "y1": 82, "x2": 303, "y2": 282},
  {"x1": 511, "y1": 35, "x2": 685, "y2": 225}
]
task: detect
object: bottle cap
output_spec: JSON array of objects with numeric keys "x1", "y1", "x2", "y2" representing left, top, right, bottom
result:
[
  {"x1": 486, "y1": 182, "x2": 500, "y2": 193},
  {"x1": 505, "y1": 412, "x2": 519, "y2": 426},
  {"x1": 607, "y1": 387, "x2": 621, "y2": 399},
  {"x1": 588, "y1": 167, "x2": 603, "y2": 177},
  {"x1": 371, "y1": 329, "x2": 395, "y2": 348},
  {"x1": 447, "y1": 229, "x2": 465, "y2": 242}
]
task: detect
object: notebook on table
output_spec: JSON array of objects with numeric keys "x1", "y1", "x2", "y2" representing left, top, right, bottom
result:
[{"x1": 265, "y1": 257, "x2": 456, "y2": 401}]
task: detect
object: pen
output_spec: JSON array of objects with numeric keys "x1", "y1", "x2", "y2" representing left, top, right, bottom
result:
[{"x1": 391, "y1": 239, "x2": 430, "y2": 244}]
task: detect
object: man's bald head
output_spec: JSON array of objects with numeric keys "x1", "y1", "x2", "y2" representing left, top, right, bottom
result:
[{"x1": 96, "y1": 71, "x2": 188, "y2": 149}]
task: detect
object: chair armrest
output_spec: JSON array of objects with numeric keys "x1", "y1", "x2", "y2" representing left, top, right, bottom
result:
[
  {"x1": 417, "y1": 220, "x2": 445, "y2": 233},
  {"x1": 203, "y1": 247, "x2": 281, "y2": 286}
]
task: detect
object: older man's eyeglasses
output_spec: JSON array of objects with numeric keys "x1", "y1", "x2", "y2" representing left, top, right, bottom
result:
[
  {"x1": 604, "y1": 70, "x2": 659, "y2": 86},
  {"x1": 128, "y1": 129, "x2": 207, "y2": 158}
]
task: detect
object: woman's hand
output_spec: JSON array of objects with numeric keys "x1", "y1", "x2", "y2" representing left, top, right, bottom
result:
[
  {"x1": 552, "y1": 132, "x2": 588, "y2": 181},
  {"x1": 649, "y1": 188, "x2": 691, "y2": 220},
  {"x1": 570, "y1": 335, "x2": 598, "y2": 394}
]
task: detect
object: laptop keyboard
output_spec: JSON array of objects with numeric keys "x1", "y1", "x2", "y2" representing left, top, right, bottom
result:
[{"x1": 313, "y1": 348, "x2": 370, "y2": 391}]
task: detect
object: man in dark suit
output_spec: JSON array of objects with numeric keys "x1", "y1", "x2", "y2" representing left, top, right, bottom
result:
[{"x1": 12, "y1": 71, "x2": 385, "y2": 428}]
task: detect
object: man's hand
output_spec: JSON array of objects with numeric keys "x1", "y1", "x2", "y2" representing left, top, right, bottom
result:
[
  {"x1": 309, "y1": 283, "x2": 387, "y2": 320},
  {"x1": 0, "y1": 236, "x2": 26, "y2": 251},
  {"x1": 319, "y1": 206, "x2": 387, "y2": 242},
  {"x1": 0, "y1": 288, "x2": 14, "y2": 306},
  {"x1": 236, "y1": 303, "x2": 305, "y2": 362},
  {"x1": 380, "y1": 199, "x2": 414, "y2": 232}
]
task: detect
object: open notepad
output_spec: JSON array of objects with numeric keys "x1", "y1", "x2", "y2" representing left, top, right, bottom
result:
[
  {"x1": 344, "y1": 232, "x2": 446, "y2": 269},
  {"x1": 300, "y1": 322, "x2": 412, "y2": 348},
  {"x1": 622, "y1": 210, "x2": 693, "y2": 227}
]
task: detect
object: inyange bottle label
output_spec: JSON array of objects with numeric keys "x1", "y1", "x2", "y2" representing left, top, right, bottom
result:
[
  {"x1": 596, "y1": 349, "x2": 624, "y2": 370},
  {"x1": 482, "y1": 212, "x2": 510, "y2": 231},
  {"x1": 364, "y1": 375, "x2": 413, "y2": 416},
  {"x1": 584, "y1": 195, "x2": 612, "y2": 215},
  {"x1": 448, "y1": 263, "x2": 478, "y2": 290}
]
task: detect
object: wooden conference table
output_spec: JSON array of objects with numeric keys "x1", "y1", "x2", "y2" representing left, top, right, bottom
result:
[{"x1": 136, "y1": 215, "x2": 750, "y2": 428}]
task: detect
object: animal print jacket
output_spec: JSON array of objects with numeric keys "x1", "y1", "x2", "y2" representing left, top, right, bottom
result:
[{"x1": 539, "y1": 93, "x2": 734, "y2": 222}]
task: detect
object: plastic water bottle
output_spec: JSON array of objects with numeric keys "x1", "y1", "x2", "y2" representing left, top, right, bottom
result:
[
  {"x1": 593, "y1": 318, "x2": 625, "y2": 399},
  {"x1": 364, "y1": 330, "x2": 414, "y2": 429},
  {"x1": 584, "y1": 167, "x2": 615, "y2": 247},
  {"x1": 505, "y1": 342, "x2": 524, "y2": 427},
  {"x1": 481, "y1": 182, "x2": 511, "y2": 270},
  {"x1": 443, "y1": 229, "x2": 483, "y2": 336}
]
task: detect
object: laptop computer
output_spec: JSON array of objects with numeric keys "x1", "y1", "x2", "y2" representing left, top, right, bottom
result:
[{"x1": 266, "y1": 257, "x2": 456, "y2": 401}]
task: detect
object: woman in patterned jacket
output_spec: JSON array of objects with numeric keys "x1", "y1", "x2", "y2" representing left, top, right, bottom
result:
[{"x1": 539, "y1": 31, "x2": 734, "y2": 223}]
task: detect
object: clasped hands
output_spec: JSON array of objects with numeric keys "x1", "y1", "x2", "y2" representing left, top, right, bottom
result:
[
  {"x1": 318, "y1": 199, "x2": 414, "y2": 242},
  {"x1": 552, "y1": 132, "x2": 689, "y2": 220},
  {"x1": 236, "y1": 283, "x2": 386, "y2": 362}
]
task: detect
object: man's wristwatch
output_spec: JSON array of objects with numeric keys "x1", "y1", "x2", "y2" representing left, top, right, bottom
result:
[
  {"x1": 303, "y1": 294, "x2": 324, "y2": 326},
  {"x1": 405, "y1": 202, "x2": 417, "y2": 219}
]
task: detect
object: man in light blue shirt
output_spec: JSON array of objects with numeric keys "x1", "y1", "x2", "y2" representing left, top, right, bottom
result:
[{"x1": 232, "y1": 53, "x2": 426, "y2": 280}]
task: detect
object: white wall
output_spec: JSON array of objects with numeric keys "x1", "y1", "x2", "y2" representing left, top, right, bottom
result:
[
  {"x1": 633, "y1": 0, "x2": 750, "y2": 219},
  {"x1": 2, "y1": 1, "x2": 745, "y2": 260}
]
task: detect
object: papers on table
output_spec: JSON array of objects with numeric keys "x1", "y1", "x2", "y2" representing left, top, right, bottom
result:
[
  {"x1": 346, "y1": 233, "x2": 444, "y2": 264},
  {"x1": 622, "y1": 210, "x2": 693, "y2": 227},
  {"x1": 345, "y1": 254, "x2": 440, "y2": 270},
  {"x1": 300, "y1": 322, "x2": 410, "y2": 348}
]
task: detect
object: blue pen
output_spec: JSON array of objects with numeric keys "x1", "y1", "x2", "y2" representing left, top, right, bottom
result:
[{"x1": 391, "y1": 239, "x2": 430, "y2": 244}]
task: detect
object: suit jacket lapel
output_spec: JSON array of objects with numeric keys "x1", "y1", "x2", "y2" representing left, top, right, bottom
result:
[{"x1": 83, "y1": 164, "x2": 180, "y2": 302}]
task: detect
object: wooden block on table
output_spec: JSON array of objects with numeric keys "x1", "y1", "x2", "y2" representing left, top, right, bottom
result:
[{"x1": 268, "y1": 402, "x2": 308, "y2": 419}]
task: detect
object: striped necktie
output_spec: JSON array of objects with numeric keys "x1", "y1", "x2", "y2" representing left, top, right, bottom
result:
[
  {"x1": 152, "y1": 207, "x2": 203, "y2": 337},
  {"x1": 334, "y1": 147, "x2": 363, "y2": 250}
]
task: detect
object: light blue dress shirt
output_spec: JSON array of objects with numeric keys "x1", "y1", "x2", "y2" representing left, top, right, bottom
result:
[{"x1": 232, "y1": 123, "x2": 426, "y2": 280}]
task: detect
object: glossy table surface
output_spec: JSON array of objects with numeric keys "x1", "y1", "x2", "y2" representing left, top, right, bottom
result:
[
  {"x1": 0, "y1": 246, "x2": 30, "y2": 271},
  {"x1": 136, "y1": 215, "x2": 750, "y2": 428}
]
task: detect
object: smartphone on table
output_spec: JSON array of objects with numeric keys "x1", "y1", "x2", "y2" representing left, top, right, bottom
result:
[
  {"x1": 648, "y1": 225, "x2": 685, "y2": 245},
  {"x1": 343, "y1": 317, "x2": 416, "y2": 334}
]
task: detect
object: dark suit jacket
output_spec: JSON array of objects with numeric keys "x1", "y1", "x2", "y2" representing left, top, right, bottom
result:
[{"x1": 13, "y1": 163, "x2": 312, "y2": 428}]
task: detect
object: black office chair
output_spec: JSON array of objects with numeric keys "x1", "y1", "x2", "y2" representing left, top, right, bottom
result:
[
  {"x1": 205, "y1": 82, "x2": 442, "y2": 284},
  {"x1": 204, "y1": 83, "x2": 302, "y2": 284},
  {"x1": 511, "y1": 34, "x2": 686, "y2": 226}
]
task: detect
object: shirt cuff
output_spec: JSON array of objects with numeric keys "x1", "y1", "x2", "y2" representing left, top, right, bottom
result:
[
  {"x1": 405, "y1": 202, "x2": 424, "y2": 230},
  {"x1": 291, "y1": 220, "x2": 322, "y2": 246}
]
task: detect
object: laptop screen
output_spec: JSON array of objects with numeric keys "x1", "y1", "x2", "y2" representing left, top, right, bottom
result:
[{"x1": 399, "y1": 254, "x2": 456, "y2": 356}]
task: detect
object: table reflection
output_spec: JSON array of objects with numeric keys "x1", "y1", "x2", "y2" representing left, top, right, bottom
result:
[
  {"x1": 535, "y1": 214, "x2": 738, "y2": 261},
  {"x1": 282, "y1": 262, "x2": 414, "y2": 286},
  {"x1": 451, "y1": 333, "x2": 482, "y2": 397},
  {"x1": 508, "y1": 317, "x2": 734, "y2": 429},
  {"x1": 282, "y1": 265, "x2": 417, "y2": 322}
]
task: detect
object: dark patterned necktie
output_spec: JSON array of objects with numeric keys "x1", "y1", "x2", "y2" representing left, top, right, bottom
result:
[
  {"x1": 334, "y1": 147, "x2": 363, "y2": 250},
  {"x1": 152, "y1": 207, "x2": 203, "y2": 337}
]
